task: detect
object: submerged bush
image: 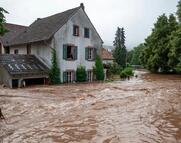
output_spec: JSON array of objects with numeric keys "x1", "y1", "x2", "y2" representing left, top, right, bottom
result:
[
  {"x1": 76, "y1": 65, "x2": 87, "y2": 82},
  {"x1": 49, "y1": 48, "x2": 61, "y2": 84},
  {"x1": 120, "y1": 67, "x2": 134, "y2": 78},
  {"x1": 108, "y1": 63, "x2": 123, "y2": 75},
  {"x1": 93, "y1": 55, "x2": 104, "y2": 81}
]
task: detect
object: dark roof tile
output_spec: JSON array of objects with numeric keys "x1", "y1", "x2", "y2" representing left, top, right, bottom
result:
[
  {"x1": 8, "y1": 7, "x2": 80, "y2": 46},
  {"x1": 101, "y1": 48, "x2": 114, "y2": 60},
  {"x1": 0, "y1": 23, "x2": 27, "y2": 46},
  {"x1": 0, "y1": 54, "x2": 49, "y2": 78}
]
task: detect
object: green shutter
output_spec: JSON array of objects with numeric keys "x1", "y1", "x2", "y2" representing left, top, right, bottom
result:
[
  {"x1": 93, "y1": 48, "x2": 97, "y2": 60},
  {"x1": 63, "y1": 72, "x2": 67, "y2": 83},
  {"x1": 85, "y1": 48, "x2": 88, "y2": 60},
  {"x1": 74, "y1": 46, "x2": 78, "y2": 60},
  {"x1": 63, "y1": 45, "x2": 67, "y2": 60}
]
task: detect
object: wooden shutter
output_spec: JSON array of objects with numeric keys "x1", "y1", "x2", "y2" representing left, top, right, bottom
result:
[
  {"x1": 63, "y1": 72, "x2": 67, "y2": 83},
  {"x1": 93, "y1": 48, "x2": 97, "y2": 60},
  {"x1": 85, "y1": 48, "x2": 88, "y2": 60},
  {"x1": 63, "y1": 45, "x2": 67, "y2": 60},
  {"x1": 74, "y1": 46, "x2": 78, "y2": 60}
]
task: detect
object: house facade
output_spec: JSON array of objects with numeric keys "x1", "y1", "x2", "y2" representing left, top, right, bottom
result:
[{"x1": 1, "y1": 3, "x2": 103, "y2": 85}]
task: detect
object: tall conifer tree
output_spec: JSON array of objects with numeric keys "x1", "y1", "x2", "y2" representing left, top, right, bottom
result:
[{"x1": 113, "y1": 27, "x2": 127, "y2": 68}]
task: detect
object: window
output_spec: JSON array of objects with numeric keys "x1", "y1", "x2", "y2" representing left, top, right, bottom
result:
[
  {"x1": 85, "y1": 47, "x2": 96, "y2": 61},
  {"x1": 84, "y1": 28, "x2": 90, "y2": 38},
  {"x1": 63, "y1": 71, "x2": 75, "y2": 83},
  {"x1": 63, "y1": 45, "x2": 77, "y2": 60},
  {"x1": 88, "y1": 48, "x2": 93, "y2": 60},
  {"x1": 27, "y1": 44, "x2": 31, "y2": 55},
  {"x1": 73, "y1": 25, "x2": 79, "y2": 36},
  {"x1": 67, "y1": 45, "x2": 74, "y2": 59},
  {"x1": 14, "y1": 49, "x2": 19, "y2": 54},
  {"x1": 87, "y1": 70, "x2": 93, "y2": 82}
]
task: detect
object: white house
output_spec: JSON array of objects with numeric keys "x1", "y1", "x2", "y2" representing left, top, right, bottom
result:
[{"x1": 0, "y1": 3, "x2": 103, "y2": 85}]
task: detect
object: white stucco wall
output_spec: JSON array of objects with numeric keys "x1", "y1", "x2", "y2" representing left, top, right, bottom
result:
[
  {"x1": 10, "y1": 42, "x2": 52, "y2": 66},
  {"x1": 103, "y1": 59, "x2": 114, "y2": 65},
  {"x1": 0, "y1": 43, "x2": 4, "y2": 54},
  {"x1": 10, "y1": 45, "x2": 27, "y2": 54},
  {"x1": 31, "y1": 42, "x2": 52, "y2": 66},
  {"x1": 54, "y1": 8, "x2": 103, "y2": 81},
  {"x1": 0, "y1": 65, "x2": 12, "y2": 87}
]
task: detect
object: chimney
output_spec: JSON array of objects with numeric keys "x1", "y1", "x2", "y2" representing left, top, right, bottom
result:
[{"x1": 80, "y1": 3, "x2": 85, "y2": 10}]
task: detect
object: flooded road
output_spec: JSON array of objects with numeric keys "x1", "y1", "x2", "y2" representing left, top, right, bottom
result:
[{"x1": 0, "y1": 71, "x2": 181, "y2": 143}]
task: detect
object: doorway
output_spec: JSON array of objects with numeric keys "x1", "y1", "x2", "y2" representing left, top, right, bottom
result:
[{"x1": 12, "y1": 79, "x2": 19, "y2": 88}]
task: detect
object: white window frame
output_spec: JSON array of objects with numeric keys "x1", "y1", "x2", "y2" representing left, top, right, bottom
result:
[{"x1": 88, "y1": 48, "x2": 94, "y2": 60}]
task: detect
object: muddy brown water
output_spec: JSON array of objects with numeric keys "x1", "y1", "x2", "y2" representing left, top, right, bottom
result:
[{"x1": 0, "y1": 70, "x2": 181, "y2": 143}]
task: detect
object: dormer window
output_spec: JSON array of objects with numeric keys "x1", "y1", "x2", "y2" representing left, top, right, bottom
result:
[
  {"x1": 73, "y1": 25, "x2": 79, "y2": 36},
  {"x1": 84, "y1": 28, "x2": 90, "y2": 38}
]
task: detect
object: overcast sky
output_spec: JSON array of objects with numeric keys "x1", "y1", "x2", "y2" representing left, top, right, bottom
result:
[{"x1": 0, "y1": 0, "x2": 179, "y2": 49}]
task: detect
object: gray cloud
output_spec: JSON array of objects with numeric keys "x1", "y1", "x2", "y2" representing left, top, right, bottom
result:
[{"x1": 0, "y1": 0, "x2": 178, "y2": 49}]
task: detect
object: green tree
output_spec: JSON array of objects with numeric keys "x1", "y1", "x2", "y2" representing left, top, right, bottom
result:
[
  {"x1": 176, "y1": 0, "x2": 181, "y2": 23},
  {"x1": 127, "y1": 50, "x2": 134, "y2": 64},
  {"x1": 143, "y1": 14, "x2": 175, "y2": 72},
  {"x1": 49, "y1": 48, "x2": 61, "y2": 84},
  {"x1": 168, "y1": 25, "x2": 181, "y2": 73},
  {"x1": 131, "y1": 43, "x2": 145, "y2": 65},
  {"x1": 113, "y1": 27, "x2": 127, "y2": 68},
  {"x1": 0, "y1": 7, "x2": 8, "y2": 36},
  {"x1": 168, "y1": 14, "x2": 178, "y2": 32},
  {"x1": 93, "y1": 55, "x2": 104, "y2": 81},
  {"x1": 167, "y1": 0, "x2": 181, "y2": 73},
  {"x1": 76, "y1": 65, "x2": 87, "y2": 82}
]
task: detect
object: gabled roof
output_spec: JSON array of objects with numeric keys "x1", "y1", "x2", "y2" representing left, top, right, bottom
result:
[
  {"x1": 8, "y1": 3, "x2": 103, "y2": 46},
  {"x1": 0, "y1": 54, "x2": 49, "y2": 78},
  {"x1": 101, "y1": 48, "x2": 114, "y2": 60},
  {"x1": 9, "y1": 6, "x2": 80, "y2": 46},
  {"x1": 0, "y1": 23, "x2": 27, "y2": 46}
]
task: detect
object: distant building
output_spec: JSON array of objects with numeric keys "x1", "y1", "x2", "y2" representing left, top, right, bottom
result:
[
  {"x1": 100, "y1": 48, "x2": 114, "y2": 65},
  {"x1": 103, "y1": 45, "x2": 114, "y2": 52},
  {"x1": 100, "y1": 48, "x2": 114, "y2": 80}
]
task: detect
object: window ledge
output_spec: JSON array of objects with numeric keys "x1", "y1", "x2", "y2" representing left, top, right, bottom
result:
[
  {"x1": 73, "y1": 34, "x2": 79, "y2": 37},
  {"x1": 86, "y1": 59, "x2": 95, "y2": 62},
  {"x1": 64, "y1": 59, "x2": 77, "y2": 61}
]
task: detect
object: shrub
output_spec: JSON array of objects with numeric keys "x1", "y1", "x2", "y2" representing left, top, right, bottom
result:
[
  {"x1": 49, "y1": 48, "x2": 61, "y2": 84},
  {"x1": 76, "y1": 65, "x2": 87, "y2": 82},
  {"x1": 108, "y1": 63, "x2": 123, "y2": 75},
  {"x1": 120, "y1": 70, "x2": 127, "y2": 78},
  {"x1": 120, "y1": 67, "x2": 134, "y2": 78},
  {"x1": 93, "y1": 55, "x2": 104, "y2": 81}
]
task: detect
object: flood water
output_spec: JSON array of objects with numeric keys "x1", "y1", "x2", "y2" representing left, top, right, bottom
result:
[{"x1": 0, "y1": 70, "x2": 181, "y2": 143}]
